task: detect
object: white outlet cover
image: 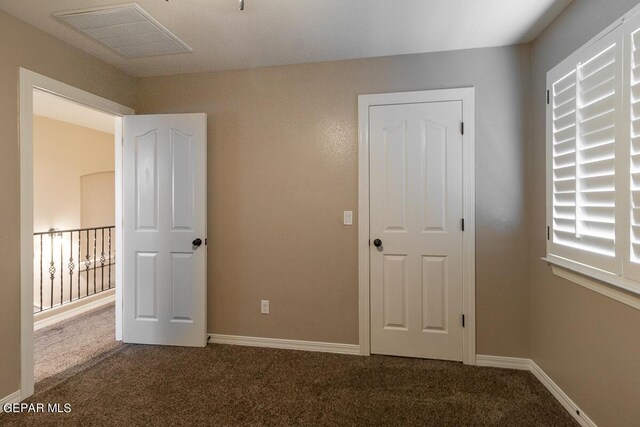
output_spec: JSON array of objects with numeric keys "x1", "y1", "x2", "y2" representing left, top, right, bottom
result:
[{"x1": 261, "y1": 300, "x2": 270, "y2": 314}]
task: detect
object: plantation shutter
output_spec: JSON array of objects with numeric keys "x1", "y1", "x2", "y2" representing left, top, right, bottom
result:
[
  {"x1": 549, "y1": 34, "x2": 622, "y2": 274},
  {"x1": 626, "y1": 22, "x2": 640, "y2": 281},
  {"x1": 546, "y1": 7, "x2": 640, "y2": 294}
]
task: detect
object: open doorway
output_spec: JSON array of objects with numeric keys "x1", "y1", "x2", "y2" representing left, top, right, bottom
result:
[
  {"x1": 31, "y1": 89, "x2": 118, "y2": 391},
  {"x1": 19, "y1": 69, "x2": 134, "y2": 400}
]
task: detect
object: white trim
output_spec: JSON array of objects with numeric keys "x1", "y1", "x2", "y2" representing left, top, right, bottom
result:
[
  {"x1": 0, "y1": 390, "x2": 22, "y2": 412},
  {"x1": 544, "y1": 255, "x2": 640, "y2": 296},
  {"x1": 544, "y1": 258, "x2": 640, "y2": 311},
  {"x1": 34, "y1": 289, "x2": 115, "y2": 331},
  {"x1": 357, "y1": 87, "x2": 476, "y2": 364},
  {"x1": 19, "y1": 68, "x2": 134, "y2": 401},
  {"x1": 208, "y1": 334, "x2": 361, "y2": 355},
  {"x1": 476, "y1": 355, "x2": 597, "y2": 427},
  {"x1": 114, "y1": 116, "x2": 124, "y2": 341},
  {"x1": 357, "y1": 92, "x2": 371, "y2": 357},
  {"x1": 530, "y1": 361, "x2": 597, "y2": 427},
  {"x1": 475, "y1": 355, "x2": 530, "y2": 370}
]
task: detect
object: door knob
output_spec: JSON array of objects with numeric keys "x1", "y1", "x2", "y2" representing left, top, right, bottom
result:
[
  {"x1": 373, "y1": 239, "x2": 382, "y2": 247},
  {"x1": 192, "y1": 238, "x2": 203, "y2": 247}
]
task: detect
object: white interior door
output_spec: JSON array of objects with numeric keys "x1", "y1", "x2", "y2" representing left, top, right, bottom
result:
[
  {"x1": 369, "y1": 101, "x2": 464, "y2": 361},
  {"x1": 123, "y1": 113, "x2": 207, "y2": 346}
]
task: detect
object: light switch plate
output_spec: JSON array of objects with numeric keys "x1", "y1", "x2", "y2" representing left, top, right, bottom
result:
[
  {"x1": 343, "y1": 211, "x2": 353, "y2": 225},
  {"x1": 261, "y1": 300, "x2": 270, "y2": 314}
]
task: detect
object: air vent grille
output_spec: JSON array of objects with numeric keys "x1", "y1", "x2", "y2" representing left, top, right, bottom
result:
[{"x1": 54, "y1": 3, "x2": 192, "y2": 58}]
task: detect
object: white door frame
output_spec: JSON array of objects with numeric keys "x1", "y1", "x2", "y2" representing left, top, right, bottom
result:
[
  {"x1": 357, "y1": 88, "x2": 476, "y2": 364},
  {"x1": 19, "y1": 68, "x2": 134, "y2": 399}
]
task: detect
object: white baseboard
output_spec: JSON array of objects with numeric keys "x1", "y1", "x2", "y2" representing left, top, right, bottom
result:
[
  {"x1": 208, "y1": 334, "x2": 360, "y2": 355},
  {"x1": 476, "y1": 355, "x2": 596, "y2": 427},
  {"x1": 475, "y1": 354, "x2": 531, "y2": 370},
  {"x1": 0, "y1": 390, "x2": 21, "y2": 412},
  {"x1": 34, "y1": 290, "x2": 115, "y2": 331},
  {"x1": 529, "y1": 361, "x2": 596, "y2": 427}
]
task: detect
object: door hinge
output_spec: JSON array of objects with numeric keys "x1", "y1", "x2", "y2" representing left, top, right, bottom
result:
[
  {"x1": 462, "y1": 314, "x2": 465, "y2": 328},
  {"x1": 547, "y1": 226, "x2": 550, "y2": 240},
  {"x1": 461, "y1": 122, "x2": 465, "y2": 135},
  {"x1": 546, "y1": 90, "x2": 550, "y2": 105},
  {"x1": 461, "y1": 218, "x2": 465, "y2": 231}
]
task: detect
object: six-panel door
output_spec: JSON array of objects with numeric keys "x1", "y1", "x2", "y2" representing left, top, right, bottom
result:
[
  {"x1": 369, "y1": 101, "x2": 464, "y2": 361},
  {"x1": 123, "y1": 113, "x2": 207, "y2": 347}
]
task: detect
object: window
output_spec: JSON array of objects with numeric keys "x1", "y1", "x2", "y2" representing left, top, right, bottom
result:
[{"x1": 546, "y1": 8, "x2": 640, "y2": 294}]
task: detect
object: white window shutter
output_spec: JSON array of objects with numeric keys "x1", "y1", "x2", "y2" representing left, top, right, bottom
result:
[
  {"x1": 549, "y1": 35, "x2": 622, "y2": 274},
  {"x1": 545, "y1": 7, "x2": 640, "y2": 293},
  {"x1": 576, "y1": 44, "x2": 617, "y2": 252},
  {"x1": 624, "y1": 22, "x2": 640, "y2": 283},
  {"x1": 551, "y1": 70, "x2": 578, "y2": 241}
]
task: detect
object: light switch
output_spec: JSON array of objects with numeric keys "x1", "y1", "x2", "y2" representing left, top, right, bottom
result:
[
  {"x1": 343, "y1": 211, "x2": 353, "y2": 225},
  {"x1": 261, "y1": 300, "x2": 270, "y2": 314}
]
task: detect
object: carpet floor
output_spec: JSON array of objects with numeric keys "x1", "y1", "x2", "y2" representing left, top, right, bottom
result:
[
  {"x1": 34, "y1": 303, "x2": 120, "y2": 394},
  {"x1": 2, "y1": 305, "x2": 577, "y2": 426}
]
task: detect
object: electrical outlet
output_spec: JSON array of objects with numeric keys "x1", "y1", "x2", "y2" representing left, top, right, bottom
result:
[{"x1": 261, "y1": 300, "x2": 270, "y2": 314}]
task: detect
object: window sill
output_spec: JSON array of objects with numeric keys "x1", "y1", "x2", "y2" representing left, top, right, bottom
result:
[{"x1": 542, "y1": 256, "x2": 640, "y2": 311}]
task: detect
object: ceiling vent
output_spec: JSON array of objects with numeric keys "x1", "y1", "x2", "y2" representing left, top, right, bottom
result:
[{"x1": 54, "y1": 3, "x2": 192, "y2": 58}]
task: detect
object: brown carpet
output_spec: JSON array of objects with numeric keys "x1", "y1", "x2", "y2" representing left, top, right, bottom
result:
[
  {"x1": 34, "y1": 303, "x2": 120, "y2": 394},
  {"x1": 2, "y1": 306, "x2": 577, "y2": 426}
]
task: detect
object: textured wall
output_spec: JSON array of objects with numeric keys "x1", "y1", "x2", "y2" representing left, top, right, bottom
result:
[
  {"x1": 530, "y1": 1, "x2": 640, "y2": 425},
  {"x1": 137, "y1": 46, "x2": 532, "y2": 355},
  {"x1": 0, "y1": 9, "x2": 136, "y2": 399}
]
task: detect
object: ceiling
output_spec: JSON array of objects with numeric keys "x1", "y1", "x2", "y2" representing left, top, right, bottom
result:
[
  {"x1": 0, "y1": 0, "x2": 572, "y2": 77},
  {"x1": 34, "y1": 90, "x2": 115, "y2": 134}
]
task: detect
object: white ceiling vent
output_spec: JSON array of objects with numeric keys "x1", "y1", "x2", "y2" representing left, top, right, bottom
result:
[{"x1": 54, "y1": 3, "x2": 192, "y2": 58}]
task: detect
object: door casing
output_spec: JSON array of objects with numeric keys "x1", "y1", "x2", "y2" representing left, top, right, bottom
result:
[
  {"x1": 19, "y1": 68, "x2": 134, "y2": 399},
  {"x1": 357, "y1": 88, "x2": 476, "y2": 363}
]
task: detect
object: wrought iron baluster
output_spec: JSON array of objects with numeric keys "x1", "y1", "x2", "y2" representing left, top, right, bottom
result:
[
  {"x1": 68, "y1": 231, "x2": 75, "y2": 302},
  {"x1": 112, "y1": 229, "x2": 116, "y2": 289},
  {"x1": 85, "y1": 230, "x2": 90, "y2": 296},
  {"x1": 108, "y1": 227, "x2": 112, "y2": 289},
  {"x1": 60, "y1": 233, "x2": 63, "y2": 306},
  {"x1": 78, "y1": 230, "x2": 81, "y2": 299},
  {"x1": 40, "y1": 235, "x2": 43, "y2": 312},
  {"x1": 49, "y1": 232, "x2": 55, "y2": 309},
  {"x1": 101, "y1": 228, "x2": 105, "y2": 291},
  {"x1": 93, "y1": 229, "x2": 97, "y2": 294}
]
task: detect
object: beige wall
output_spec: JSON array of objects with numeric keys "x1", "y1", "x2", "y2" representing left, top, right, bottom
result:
[
  {"x1": 530, "y1": 0, "x2": 640, "y2": 425},
  {"x1": 33, "y1": 116, "x2": 114, "y2": 233},
  {"x1": 0, "y1": 9, "x2": 136, "y2": 399},
  {"x1": 137, "y1": 46, "x2": 532, "y2": 354},
  {"x1": 81, "y1": 171, "x2": 115, "y2": 229}
]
